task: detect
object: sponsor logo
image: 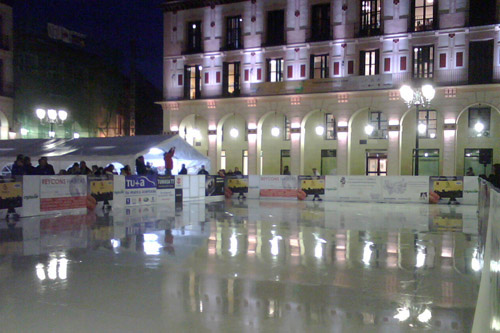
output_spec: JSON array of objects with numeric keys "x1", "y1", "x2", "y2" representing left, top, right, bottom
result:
[{"x1": 23, "y1": 194, "x2": 39, "y2": 200}]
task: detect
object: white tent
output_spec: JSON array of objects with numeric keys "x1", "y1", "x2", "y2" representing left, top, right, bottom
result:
[{"x1": 0, "y1": 135, "x2": 211, "y2": 175}]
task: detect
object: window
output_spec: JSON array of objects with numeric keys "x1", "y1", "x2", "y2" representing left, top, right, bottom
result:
[
  {"x1": 221, "y1": 150, "x2": 226, "y2": 170},
  {"x1": 469, "y1": 0, "x2": 496, "y2": 27},
  {"x1": 186, "y1": 21, "x2": 202, "y2": 53},
  {"x1": 468, "y1": 107, "x2": 491, "y2": 136},
  {"x1": 418, "y1": 110, "x2": 437, "y2": 138},
  {"x1": 464, "y1": 149, "x2": 493, "y2": 176},
  {"x1": 369, "y1": 111, "x2": 387, "y2": 139},
  {"x1": 360, "y1": 50, "x2": 379, "y2": 76},
  {"x1": 360, "y1": 0, "x2": 381, "y2": 36},
  {"x1": 184, "y1": 65, "x2": 201, "y2": 100},
  {"x1": 310, "y1": 54, "x2": 329, "y2": 79},
  {"x1": 311, "y1": 3, "x2": 331, "y2": 41},
  {"x1": 413, "y1": 45, "x2": 434, "y2": 79},
  {"x1": 242, "y1": 150, "x2": 248, "y2": 175},
  {"x1": 267, "y1": 59, "x2": 284, "y2": 82},
  {"x1": 266, "y1": 10, "x2": 285, "y2": 46},
  {"x1": 222, "y1": 62, "x2": 240, "y2": 96},
  {"x1": 469, "y1": 40, "x2": 493, "y2": 84},
  {"x1": 284, "y1": 116, "x2": 291, "y2": 141},
  {"x1": 412, "y1": 0, "x2": 437, "y2": 32},
  {"x1": 325, "y1": 113, "x2": 337, "y2": 140},
  {"x1": 226, "y1": 16, "x2": 243, "y2": 50}
]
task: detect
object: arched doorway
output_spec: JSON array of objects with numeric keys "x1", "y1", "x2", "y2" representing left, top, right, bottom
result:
[
  {"x1": 178, "y1": 114, "x2": 208, "y2": 156},
  {"x1": 258, "y1": 112, "x2": 291, "y2": 175},
  {"x1": 217, "y1": 113, "x2": 248, "y2": 174}
]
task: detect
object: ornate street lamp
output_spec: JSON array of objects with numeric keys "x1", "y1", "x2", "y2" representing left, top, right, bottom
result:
[
  {"x1": 36, "y1": 108, "x2": 68, "y2": 138},
  {"x1": 399, "y1": 84, "x2": 435, "y2": 176}
]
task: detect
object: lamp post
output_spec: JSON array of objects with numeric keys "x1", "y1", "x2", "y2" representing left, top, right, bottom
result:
[
  {"x1": 399, "y1": 84, "x2": 435, "y2": 176},
  {"x1": 36, "y1": 108, "x2": 68, "y2": 138}
]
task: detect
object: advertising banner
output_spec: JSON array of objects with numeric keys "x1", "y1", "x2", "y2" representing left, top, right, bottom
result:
[
  {"x1": 297, "y1": 176, "x2": 325, "y2": 201},
  {"x1": 39, "y1": 176, "x2": 87, "y2": 213},
  {"x1": 205, "y1": 175, "x2": 225, "y2": 196},
  {"x1": 259, "y1": 175, "x2": 298, "y2": 199},
  {"x1": 157, "y1": 175, "x2": 176, "y2": 203},
  {"x1": 429, "y1": 176, "x2": 464, "y2": 205},
  {"x1": 226, "y1": 176, "x2": 249, "y2": 198},
  {"x1": 463, "y1": 176, "x2": 479, "y2": 205},
  {"x1": 0, "y1": 176, "x2": 23, "y2": 210},
  {"x1": 123, "y1": 175, "x2": 157, "y2": 206},
  {"x1": 381, "y1": 176, "x2": 429, "y2": 203},
  {"x1": 325, "y1": 176, "x2": 382, "y2": 202},
  {"x1": 88, "y1": 175, "x2": 113, "y2": 204}
]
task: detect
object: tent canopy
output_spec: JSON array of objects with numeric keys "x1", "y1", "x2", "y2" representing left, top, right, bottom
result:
[{"x1": 0, "y1": 135, "x2": 211, "y2": 175}]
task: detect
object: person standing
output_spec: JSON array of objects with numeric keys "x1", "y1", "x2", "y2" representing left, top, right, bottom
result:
[
  {"x1": 164, "y1": 147, "x2": 175, "y2": 176},
  {"x1": 136, "y1": 156, "x2": 147, "y2": 175},
  {"x1": 312, "y1": 168, "x2": 322, "y2": 201},
  {"x1": 178, "y1": 164, "x2": 188, "y2": 175},
  {"x1": 35, "y1": 157, "x2": 55, "y2": 175},
  {"x1": 198, "y1": 165, "x2": 209, "y2": 175},
  {"x1": 312, "y1": 168, "x2": 320, "y2": 176},
  {"x1": 283, "y1": 166, "x2": 291, "y2": 175},
  {"x1": 233, "y1": 167, "x2": 242, "y2": 175},
  {"x1": 11, "y1": 155, "x2": 25, "y2": 176},
  {"x1": 23, "y1": 156, "x2": 36, "y2": 175}
]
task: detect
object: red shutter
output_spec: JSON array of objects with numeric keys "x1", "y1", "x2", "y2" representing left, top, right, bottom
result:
[
  {"x1": 204, "y1": 72, "x2": 209, "y2": 84},
  {"x1": 178, "y1": 74, "x2": 183, "y2": 86},
  {"x1": 300, "y1": 64, "x2": 306, "y2": 77},
  {"x1": 333, "y1": 62, "x2": 340, "y2": 75},
  {"x1": 384, "y1": 58, "x2": 391, "y2": 72},
  {"x1": 347, "y1": 60, "x2": 354, "y2": 74},
  {"x1": 257, "y1": 68, "x2": 262, "y2": 81},
  {"x1": 216, "y1": 71, "x2": 221, "y2": 83},
  {"x1": 244, "y1": 69, "x2": 249, "y2": 81},
  {"x1": 287, "y1": 65, "x2": 293, "y2": 79},
  {"x1": 400, "y1": 56, "x2": 407, "y2": 71},
  {"x1": 439, "y1": 53, "x2": 447, "y2": 68},
  {"x1": 456, "y1": 52, "x2": 463, "y2": 67}
]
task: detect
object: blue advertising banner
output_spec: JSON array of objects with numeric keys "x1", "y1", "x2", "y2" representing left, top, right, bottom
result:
[{"x1": 124, "y1": 175, "x2": 157, "y2": 206}]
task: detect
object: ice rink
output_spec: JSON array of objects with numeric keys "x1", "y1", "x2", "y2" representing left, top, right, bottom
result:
[{"x1": 0, "y1": 200, "x2": 480, "y2": 332}]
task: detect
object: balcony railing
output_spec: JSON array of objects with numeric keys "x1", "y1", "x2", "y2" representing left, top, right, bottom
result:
[
  {"x1": 248, "y1": 74, "x2": 393, "y2": 96},
  {"x1": 414, "y1": 17, "x2": 434, "y2": 31}
]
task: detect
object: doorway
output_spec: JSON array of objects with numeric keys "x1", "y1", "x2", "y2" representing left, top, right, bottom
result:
[
  {"x1": 321, "y1": 149, "x2": 337, "y2": 175},
  {"x1": 280, "y1": 150, "x2": 290, "y2": 175},
  {"x1": 366, "y1": 151, "x2": 387, "y2": 176}
]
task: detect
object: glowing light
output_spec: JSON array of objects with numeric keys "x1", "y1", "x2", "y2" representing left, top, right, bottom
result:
[
  {"x1": 394, "y1": 307, "x2": 410, "y2": 322},
  {"x1": 270, "y1": 235, "x2": 282, "y2": 256},
  {"x1": 421, "y1": 84, "x2": 436, "y2": 101},
  {"x1": 417, "y1": 309, "x2": 432, "y2": 323},
  {"x1": 36, "y1": 108, "x2": 46, "y2": 120},
  {"x1": 20, "y1": 128, "x2": 28, "y2": 136},
  {"x1": 171, "y1": 125, "x2": 179, "y2": 132},
  {"x1": 229, "y1": 234, "x2": 238, "y2": 257},
  {"x1": 271, "y1": 126, "x2": 280, "y2": 137},
  {"x1": 399, "y1": 85, "x2": 414, "y2": 103},
  {"x1": 314, "y1": 242, "x2": 323, "y2": 259},
  {"x1": 73, "y1": 133, "x2": 80, "y2": 139},
  {"x1": 191, "y1": 128, "x2": 202, "y2": 140},
  {"x1": 424, "y1": 152, "x2": 429, "y2": 157},
  {"x1": 338, "y1": 121, "x2": 348, "y2": 127},
  {"x1": 416, "y1": 247, "x2": 426, "y2": 268},
  {"x1": 418, "y1": 123, "x2": 427, "y2": 134},
  {"x1": 48, "y1": 259, "x2": 57, "y2": 280},
  {"x1": 48, "y1": 131, "x2": 56, "y2": 138},
  {"x1": 429, "y1": 132, "x2": 436, "y2": 139},
  {"x1": 362, "y1": 242, "x2": 373, "y2": 265},
  {"x1": 111, "y1": 239, "x2": 121, "y2": 248},
  {"x1": 230, "y1": 128, "x2": 239, "y2": 138},
  {"x1": 471, "y1": 248, "x2": 481, "y2": 272},
  {"x1": 389, "y1": 119, "x2": 399, "y2": 126},
  {"x1": 58, "y1": 110, "x2": 68, "y2": 121},
  {"x1": 143, "y1": 233, "x2": 162, "y2": 255},
  {"x1": 58, "y1": 258, "x2": 68, "y2": 280},
  {"x1": 444, "y1": 118, "x2": 455, "y2": 124},
  {"x1": 474, "y1": 122, "x2": 484, "y2": 133},
  {"x1": 315, "y1": 125, "x2": 325, "y2": 136},
  {"x1": 148, "y1": 148, "x2": 164, "y2": 155},
  {"x1": 364, "y1": 124, "x2": 374, "y2": 135},
  {"x1": 36, "y1": 264, "x2": 46, "y2": 281},
  {"x1": 47, "y1": 109, "x2": 58, "y2": 121}
]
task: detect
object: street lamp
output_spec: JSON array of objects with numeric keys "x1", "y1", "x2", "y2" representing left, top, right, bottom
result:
[
  {"x1": 36, "y1": 108, "x2": 68, "y2": 138},
  {"x1": 399, "y1": 84, "x2": 435, "y2": 176}
]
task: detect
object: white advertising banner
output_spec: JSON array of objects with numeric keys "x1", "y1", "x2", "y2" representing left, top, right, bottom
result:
[
  {"x1": 325, "y1": 176, "x2": 382, "y2": 202},
  {"x1": 39, "y1": 175, "x2": 87, "y2": 215},
  {"x1": 463, "y1": 176, "x2": 479, "y2": 205},
  {"x1": 259, "y1": 175, "x2": 298, "y2": 199},
  {"x1": 381, "y1": 176, "x2": 430, "y2": 203}
]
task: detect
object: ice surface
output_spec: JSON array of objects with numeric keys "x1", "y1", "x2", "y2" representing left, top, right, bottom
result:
[{"x1": 0, "y1": 200, "x2": 480, "y2": 332}]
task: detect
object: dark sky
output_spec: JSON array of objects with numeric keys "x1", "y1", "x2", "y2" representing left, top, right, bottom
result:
[{"x1": 14, "y1": 0, "x2": 164, "y2": 90}]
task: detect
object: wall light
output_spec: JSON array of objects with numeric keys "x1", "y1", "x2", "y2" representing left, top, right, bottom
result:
[
  {"x1": 271, "y1": 126, "x2": 280, "y2": 137},
  {"x1": 230, "y1": 128, "x2": 239, "y2": 138},
  {"x1": 315, "y1": 125, "x2": 325, "y2": 136},
  {"x1": 364, "y1": 124, "x2": 374, "y2": 135}
]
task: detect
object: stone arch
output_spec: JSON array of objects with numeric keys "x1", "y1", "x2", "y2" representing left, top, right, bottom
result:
[
  {"x1": 216, "y1": 113, "x2": 248, "y2": 174},
  {"x1": 257, "y1": 111, "x2": 290, "y2": 175},
  {"x1": 400, "y1": 106, "x2": 444, "y2": 175},
  {"x1": 455, "y1": 102, "x2": 500, "y2": 176},
  {"x1": 300, "y1": 109, "x2": 338, "y2": 175}
]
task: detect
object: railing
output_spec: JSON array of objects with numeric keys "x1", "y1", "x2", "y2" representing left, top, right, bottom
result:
[
  {"x1": 472, "y1": 179, "x2": 500, "y2": 332},
  {"x1": 414, "y1": 17, "x2": 434, "y2": 31},
  {"x1": 248, "y1": 74, "x2": 393, "y2": 96}
]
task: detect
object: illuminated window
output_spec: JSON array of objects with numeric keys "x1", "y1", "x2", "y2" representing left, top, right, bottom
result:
[
  {"x1": 221, "y1": 150, "x2": 226, "y2": 170},
  {"x1": 310, "y1": 54, "x2": 329, "y2": 79},
  {"x1": 360, "y1": 0, "x2": 381, "y2": 36},
  {"x1": 184, "y1": 65, "x2": 201, "y2": 100},
  {"x1": 412, "y1": 0, "x2": 436, "y2": 32},
  {"x1": 369, "y1": 111, "x2": 387, "y2": 139},
  {"x1": 468, "y1": 107, "x2": 490, "y2": 136},
  {"x1": 242, "y1": 150, "x2": 248, "y2": 175},
  {"x1": 284, "y1": 116, "x2": 291, "y2": 141},
  {"x1": 223, "y1": 62, "x2": 240, "y2": 96},
  {"x1": 418, "y1": 110, "x2": 437, "y2": 138},
  {"x1": 325, "y1": 113, "x2": 337, "y2": 140},
  {"x1": 360, "y1": 50, "x2": 379, "y2": 76},
  {"x1": 413, "y1": 45, "x2": 434, "y2": 79},
  {"x1": 266, "y1": 59, "x2": 284, "y2": 82}
]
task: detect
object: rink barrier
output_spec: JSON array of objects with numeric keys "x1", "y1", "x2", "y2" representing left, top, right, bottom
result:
[
  {"x1": 0, "y1": 175, "x2": 479, "y2": 219},
  {"x1": 472, "y1": 180, "x2": 500, "y2": 333}
]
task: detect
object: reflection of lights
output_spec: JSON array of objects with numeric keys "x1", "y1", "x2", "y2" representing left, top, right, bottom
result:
[
  {"x1": 417, "y1": 308, "x2": 432, "y2": 323},
  {"x1": 362, "y1": 242, "x2": 373, "y2": 265},
  {"x1": 491, "y1": 260, "x2": 500, "y2": 273},
  {"x1": 48, "y1": 259, "x2": 58, "y2": 280},
  {"x1": 58, "y1": 258, "x2": 68, "y2": 280},
  {"x1": 270, "y1": 235, "x2": 282, "y2": 256},
  {"x1": 111, "y1": 239, "x2": 121, "y2": 248},
  {"x1": 48, "y1": 131, "x2": 56, "y2": 138},
  {"x1": 143, "y1": 233, "x2": 162, "y2": 255},
  {"x1": 36, "y1": 264, "x2": 46, "y2": 281},
  {"x1": 471, "y1": 248, "x2": 481, "y2": 272},
  {"x1": 416, "y1": 247, "x2": 426, "y2": 268},
  {"x1": 315, "y1": 242, "x2": 323, "y2": 259},
  {"x1": 492, "y1": 316, "x2": 500, "y2": 330},
  {"x1": 394, "y1": 307, "x2": 410, "y2": 321},
  {"x1": 229, "y1": 233, "x2": 238, "y2": 256}
]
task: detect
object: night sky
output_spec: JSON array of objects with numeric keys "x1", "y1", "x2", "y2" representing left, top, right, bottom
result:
[{"x1": 14, "y1": 0, "x2": 164, "y2": 90}]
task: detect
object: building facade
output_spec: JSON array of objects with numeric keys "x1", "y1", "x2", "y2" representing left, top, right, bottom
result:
[
  {"x1": 0, "y1": 0, "x2": 14, "y2": 140},
  {"x1": 160, "y1": 0, "x2": 500, "y2": 176}
]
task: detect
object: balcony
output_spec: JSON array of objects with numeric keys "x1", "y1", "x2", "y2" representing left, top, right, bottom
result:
[{"x1": 248, "y1": 74, "x2": 393, "y2": 96}]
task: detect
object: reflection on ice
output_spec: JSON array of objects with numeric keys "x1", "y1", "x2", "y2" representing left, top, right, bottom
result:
[{"x1": 0, "y1": 199, "x2": 481, "y2": 332}]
